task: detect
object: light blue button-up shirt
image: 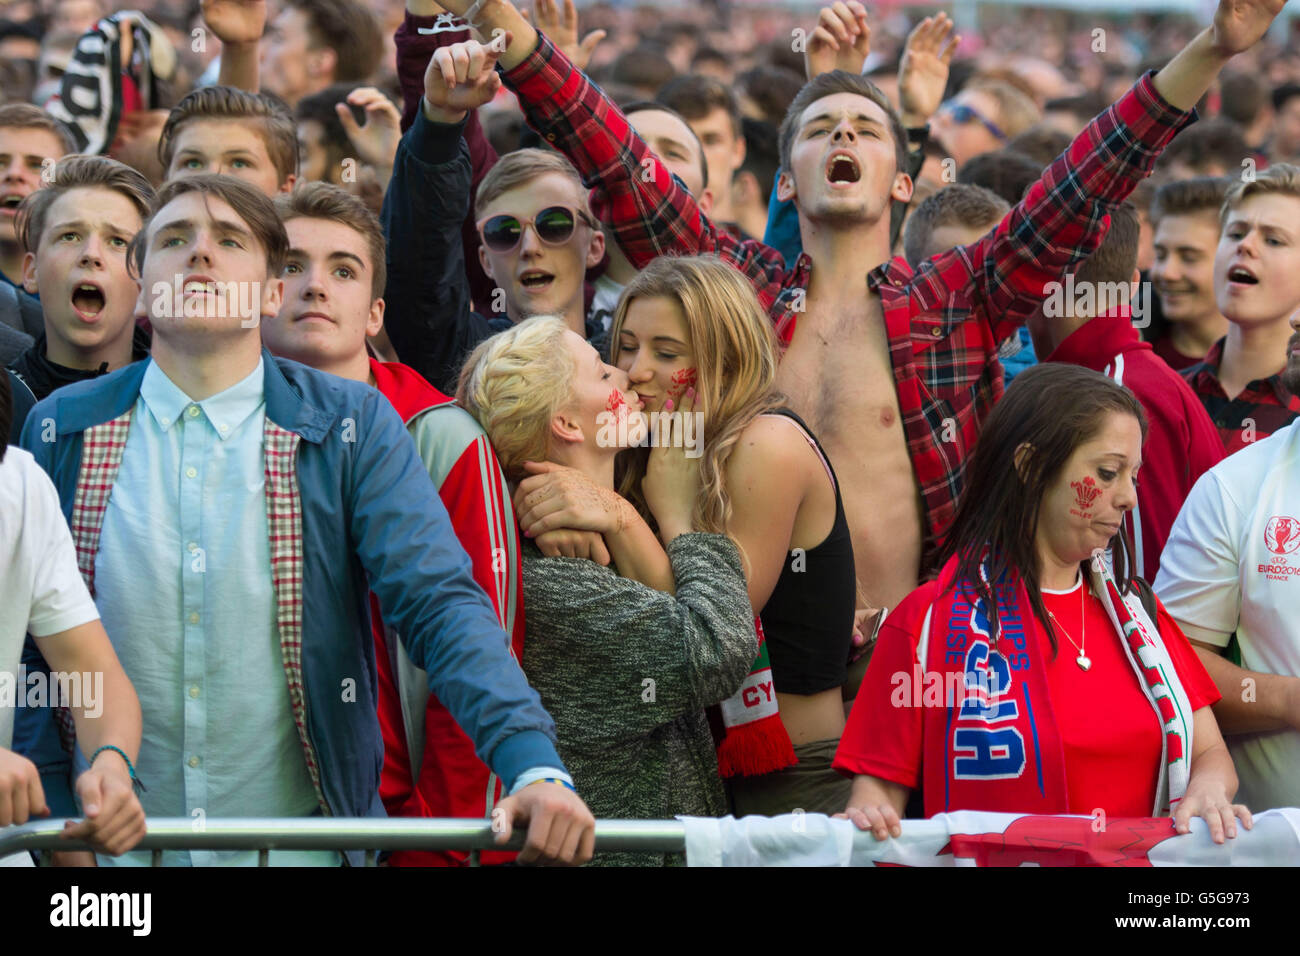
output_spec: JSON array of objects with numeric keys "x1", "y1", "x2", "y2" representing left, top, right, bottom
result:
[{"x1": 93, "y1": 359, "x2": 333, "y2": 866}]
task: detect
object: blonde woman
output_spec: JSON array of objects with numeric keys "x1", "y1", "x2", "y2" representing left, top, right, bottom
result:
[
  {"x1": 456, "y1": 315, "x2": 758, "y2": 866},
  {"x1": 512, "y1": 257, "x2": 858, "y2": 816}
]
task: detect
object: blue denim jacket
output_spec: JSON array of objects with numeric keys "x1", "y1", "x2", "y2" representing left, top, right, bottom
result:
[{"x1": 17, "y1": 351, "x2": 564, "y2": 824}]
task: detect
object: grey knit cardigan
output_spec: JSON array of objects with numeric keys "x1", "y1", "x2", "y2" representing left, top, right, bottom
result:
[{"x1": 520, "y1": 532, "x2": 757, "y2": 866}]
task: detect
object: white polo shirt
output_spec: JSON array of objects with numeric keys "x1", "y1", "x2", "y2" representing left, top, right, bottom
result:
[{"x1": 1154, "y1": 420, "x2": 1300, "y2": 812}]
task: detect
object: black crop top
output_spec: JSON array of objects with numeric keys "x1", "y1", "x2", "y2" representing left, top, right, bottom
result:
[{"x1": 756, "y1": 408, "x2": 857, "y2": 695}]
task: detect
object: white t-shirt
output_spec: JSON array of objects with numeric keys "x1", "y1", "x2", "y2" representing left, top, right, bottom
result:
[
  {"x1": 589, "y1": 274, "x2": 625, "y2": 332},
  {"x1": 0, "y1": 446, "x2": 99, "y2": 866},
  {"x1": 1154, "y1": 421, "x2": 1300, "y2": 812},
  {"x1": 0, "y1": 447, "x2": 100, "y2": 751}
]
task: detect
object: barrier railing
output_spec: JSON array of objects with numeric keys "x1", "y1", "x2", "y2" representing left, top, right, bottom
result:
[
  {"x1": 0, "y1": 818, "x2": 687, "y2": 866},
  {"x1": 6, "y1": 811, "x2": 1297, "y2": 865}
]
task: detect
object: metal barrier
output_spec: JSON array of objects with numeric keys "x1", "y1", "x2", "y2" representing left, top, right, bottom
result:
[
  {"x1": 10, "y1": 812, "x2": 1293, "y2": 865},
  {"x1": 0, "y1": 818, "x2": 687, "y2": 866}
]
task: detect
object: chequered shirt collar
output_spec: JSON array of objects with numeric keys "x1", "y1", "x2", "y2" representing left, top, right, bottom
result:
[{"x1": 1190, "y1": 336, "x2": 1295, "y2": 405}]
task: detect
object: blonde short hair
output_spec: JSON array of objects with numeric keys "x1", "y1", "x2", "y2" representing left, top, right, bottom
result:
[
  {"x1": 456, "y1": 315, "x2": 576, "y2": 482},
  {"x1": 967, "y1": 79, "x2": 1041, "y2": 140},
  {"x1": 1221, "y1": 162, "x2": 1300, "y2": 227},
  {"x1": 474, "y1": 148, "x2": 592, "y2": 220}
]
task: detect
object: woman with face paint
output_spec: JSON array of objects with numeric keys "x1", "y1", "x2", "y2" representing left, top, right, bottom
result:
[
  {"x1": 513, "y1": 255, "x2": 860, "y2": 816},
  {"x1": 457, "y1": 315, "x2": 759, "y2": 866},
  {"x1": 834, "y1": 363, "x2": 1250, "y2": 845}
]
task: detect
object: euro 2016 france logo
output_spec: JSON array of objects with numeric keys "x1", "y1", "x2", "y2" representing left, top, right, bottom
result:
[{"x1": 1265, "y1": 515, "x2": 1300, "y2": 556}]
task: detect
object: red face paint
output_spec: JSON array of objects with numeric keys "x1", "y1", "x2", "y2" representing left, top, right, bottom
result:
[
  {"x1": 1069, "y1": 476, "x2": 1101, "y2": 519},
  {"x1": 606, "y1": 389, "x2": 628, "y2": 419},
  {"x1": 668, "y1": 367, "x2": 697, "y2": 400}
]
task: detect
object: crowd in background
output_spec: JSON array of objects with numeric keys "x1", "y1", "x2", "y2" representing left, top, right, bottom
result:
[{"x1": 2, "y1": 0, "x2": 1300, "y2": 868}]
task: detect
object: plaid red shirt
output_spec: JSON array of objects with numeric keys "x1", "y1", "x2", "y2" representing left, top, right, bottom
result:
[
  {"x1": 505, "y1": 36, "x2": 1194, "y2": 548},
  {"x1": 1182, "y1": 337, "x2": 1300, "y2": 455}
]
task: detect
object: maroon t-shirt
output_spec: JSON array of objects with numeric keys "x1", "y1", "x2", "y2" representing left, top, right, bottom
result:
[
  {"x1": 1046, "y1": 312, "x2": 1224, "y2": 579},
  {"x1": 1151, "y1": 335, "x2": 1203, "y2": 372}
]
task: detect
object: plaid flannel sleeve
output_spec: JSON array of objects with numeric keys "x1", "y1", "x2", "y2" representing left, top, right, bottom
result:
[
  {"x1": 911, "y1": 72, "x2": 1196, "y2": 343},
  {"x1": 502, "y1": 32, "x2": 789, "y2": 309}
]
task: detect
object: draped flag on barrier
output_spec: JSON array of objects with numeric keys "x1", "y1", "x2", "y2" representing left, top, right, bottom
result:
[{"x1": 680, "y1": 809, "x2": 1300, "y2": 866}]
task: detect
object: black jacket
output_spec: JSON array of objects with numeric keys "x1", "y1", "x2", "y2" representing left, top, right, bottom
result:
[
  {"x1": 0, "y1": 280, "x2": 41, "y2": 365},
  {"x1": 381, "y1": 111, "x2": 609, "y2": 396},
  {"x1": 8, "y1": 325, "x2": 151, "y2": 402}
]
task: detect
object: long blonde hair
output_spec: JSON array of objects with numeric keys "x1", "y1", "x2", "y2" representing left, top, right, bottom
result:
[
  {"x1": 610, "y1": 255, "x2": 784, "y2": 535},
  {"x1": 456, "y1": 315, "x2": 575, "y2": 482}
]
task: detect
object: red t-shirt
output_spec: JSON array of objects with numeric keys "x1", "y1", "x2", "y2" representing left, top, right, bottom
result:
[{"x1": 834, "y1": 577, "x2": 1221, "y2": 817}]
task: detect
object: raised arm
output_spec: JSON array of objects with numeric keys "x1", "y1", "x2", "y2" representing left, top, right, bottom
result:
[
  {"x1": 380, "y1": 42, "x2": 503, "y2": 392},
  {"x1": 1153, "y1": 0, "x2": 1286, "y2": 110},
  {"x1": 202, "y1": 0, "x2": 266, "y2": 92},
  {"x1": 926, "y1": 0, "x2": 1285, "y2": 343},
  {"x1": 396, "y1": 1, "x2": 501, "y2": 310},
  {"x1": 436, "y1": 1, "x2": 791, "y2": 310}
]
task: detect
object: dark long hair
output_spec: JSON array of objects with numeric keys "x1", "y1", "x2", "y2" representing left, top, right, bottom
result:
[{"x1": 935, "y1": 363, "x2": 1148, "y2": 653}]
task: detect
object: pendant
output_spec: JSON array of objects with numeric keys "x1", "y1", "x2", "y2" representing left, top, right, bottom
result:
[{"x1": 1076, "y1": 655, "x2": 1092, "y2": 671}]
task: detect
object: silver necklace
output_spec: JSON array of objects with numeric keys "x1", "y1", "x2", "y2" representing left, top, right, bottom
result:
[{"x1": 1047, "y1": 577, "x2": 1091, "y2": 671}]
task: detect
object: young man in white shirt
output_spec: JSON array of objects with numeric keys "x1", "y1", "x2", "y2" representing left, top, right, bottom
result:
[
  {"x1": 1154, "y1": 163, "x2": 1300, "y2": 812},
  {"x1": 0, "y1": 370, "x2": 146, "y2": 864}
]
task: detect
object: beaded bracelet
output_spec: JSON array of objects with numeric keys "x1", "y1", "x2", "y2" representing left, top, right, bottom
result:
[{"x1": 89, "y1": 745, "x2": 147, "y2": 794}]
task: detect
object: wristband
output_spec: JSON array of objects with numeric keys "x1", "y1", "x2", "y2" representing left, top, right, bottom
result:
[
  {"x1": 89, "y1": 745, "x2": 147, "y2": 794},
  {"x1": 530, "y1": 777, "x2": 576, "y2": 793}
]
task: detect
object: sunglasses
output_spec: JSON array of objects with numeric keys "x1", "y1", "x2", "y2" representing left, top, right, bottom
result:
[
  {"x1": 939, "y1": 102, "x2": 1008, "y2": 142},
  {"x1": 476, "y1": 205, "x2": 598, "y2": 253}
]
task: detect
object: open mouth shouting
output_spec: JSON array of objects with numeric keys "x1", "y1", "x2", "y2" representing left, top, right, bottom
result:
[
  {"x1": 825, "y1": 150, "x2": 862, "y2": 187},
  {"x1": 70, "y1": 281, "x2": 106, "y2": 323},
  {"x1": 1225, "y1": 263, "x2": 1260, "y2": 289},
  {"x1": 0, "y1": 191, "x2": 25, "y2": 218},
  {"x1": 518, "y1": 269, "x2": 556, "y2": 295}
]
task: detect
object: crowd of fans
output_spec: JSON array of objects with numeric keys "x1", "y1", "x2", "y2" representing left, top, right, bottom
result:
[{"x1": 2, "y1": 0, "x2": 1300, "y2": 867}]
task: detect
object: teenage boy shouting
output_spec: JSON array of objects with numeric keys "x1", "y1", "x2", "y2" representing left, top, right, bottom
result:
[{"x1": 8, "y1": 156, "x2": 152, "y2": 401}]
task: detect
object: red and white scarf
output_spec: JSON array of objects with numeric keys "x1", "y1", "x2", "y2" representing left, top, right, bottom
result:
[{"x1": 714, "y1": 618, "x2": 797, "y2": 777}]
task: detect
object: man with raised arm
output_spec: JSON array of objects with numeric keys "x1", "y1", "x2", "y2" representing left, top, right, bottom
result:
[{"x1": 440, "y1": 0, "x2": 1286, "y2": 629}]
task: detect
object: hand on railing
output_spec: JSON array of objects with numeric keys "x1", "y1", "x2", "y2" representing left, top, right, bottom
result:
[{"x1": 492, "y1": 781, "x2": 597, "y2": 865}]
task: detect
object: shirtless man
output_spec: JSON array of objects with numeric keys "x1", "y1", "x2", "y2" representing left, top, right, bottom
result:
[{"x1": 433, "y1": 0, "x2": 1281, "y2": 636}]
